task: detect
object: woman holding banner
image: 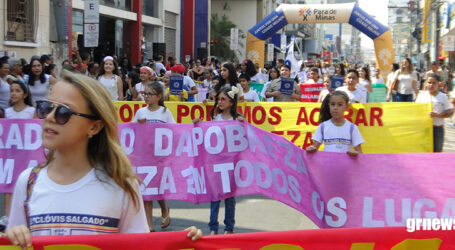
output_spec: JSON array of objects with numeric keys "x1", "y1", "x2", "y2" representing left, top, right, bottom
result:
[{"x1": 6, "y1": 71, "x2": 202, "y2": 248}]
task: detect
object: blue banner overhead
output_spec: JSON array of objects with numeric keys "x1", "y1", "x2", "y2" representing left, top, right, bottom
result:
[
  {"x1": 348, "y1": 4, "x2": 388, "y2": 39},
  {"x1": 249, "y1": 9, "x2": 289, "y2": 40}
]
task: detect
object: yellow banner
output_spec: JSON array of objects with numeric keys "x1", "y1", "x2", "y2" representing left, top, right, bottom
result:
[{"x1": 114, "y1": 101, "x2": 433, "y2": 153}]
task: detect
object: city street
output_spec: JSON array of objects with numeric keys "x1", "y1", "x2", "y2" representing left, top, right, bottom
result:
[{"x1": 443, "y1": 123, "x2": 455, "y2": 152}]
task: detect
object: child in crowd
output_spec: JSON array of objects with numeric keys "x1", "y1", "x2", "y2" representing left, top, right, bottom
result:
[
  {"x1": 336, "y1": 69, "x2": 366, "y2": 103},
  {"x1": 239, "y1": 73, "x2": 259, "y2": 102},
  {"x1": 193, "y1": 86, "x2": 244, "y2": 235},
  {"x1": 133, "y1": 66, "x2": 155, "y2": 101},
  {"x1": 207, "y1": 76, "x2": 220, "y2": 102},
  {"x1": 216, "y1": 63, "x2": 244, "y2": 102},
  {"x1": 317, "y1": 76, "x2": 331, "y2": 103},
  {"x1": 1, "y1": 80, "x2": 36, "y2": 230},
  {"x1": 97, "y1": 56, "x2": 123, "y2": 101},
  {"x1": 203, "y1": 68, "x2": 214, "y2": 88},
  {"x1": 306, "y1": 91, "x2": 364, "y2": 156},
  {"x1": 5, "y1": 80, "x2": 35, "y2": 119},
  {"x1": 163, "y1": 73, "x2": 188, "y2": 102},
  {"x1": 416, "y1": 74, "x2": 453, "y2": 152},
  {"x1": 265, "y1": 65, "x2": 301, "y2": 102},
  {"x1": 133, "y1": 82, "x2": 173, "y2": 232},
  {"x1": 170, "y1": 64, "x2": 198, "y2": 102},
  {"x1": 262, "y1": 67, "x2": 280, "y2": 101},
  {"x1": 6, "y1": 71, "x2": 201, "y2": 248},
  {"x1": 305, "y1": 67, "x2": 323, "y2": 84},
  {"x1": 124, "y1": 71, "x2": 140, "y2": 101}
]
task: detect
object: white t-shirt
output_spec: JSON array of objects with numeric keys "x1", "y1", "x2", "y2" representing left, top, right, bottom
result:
[
  {"x1": 24, "y1": 74, "x2": 51, "y2": 104},
  {"x1": 133, "y1": 106, "x2": 175, "y2": 123},
  {"x1": 336, "y1": 86, "x2": 366, "y2": 103},
  {"x1": 387, "y1": 71, "x2": 398, "y2": 94},
  {"x1": 318, "y1": 89, "x2": 330, "y2": 102},
  {"x1": 213, "y1": 114, "x2": 234, "y2": 121},
  {"x1": 357, "y1": 79, "x2": 370, "y2": 89},
  {"x1": 416, "y1": 91, "x2": 452, "y2": 126},
  {"x1": 183, "y1": 75, "x2": 196, "y2": 89},
  {"x1": 306, "y1": 78, "x2": 323, "y2": 84},
  {"x1": 0, "y1": 78, "x2": 10, "y2": 109},
  {"x1": 396, "y1": 70, "x2": 418, "y2": 95},
  {"x1": 135, "y1": 82, "x2": 147, "y2": 101},
  {"x1": 250, "y1": 74, "x2": 262, "y2": 83},
  {"x1": 371, "y1": 77, "x2": 385, "y2": 85},
  {"x1": 5, "y1": 106, "x2": 35, "y2": 119},
  {"x1": 357, "y1": 79, "x2": 370, "y2": 102},
  {"x1": 203, "y1": 79, "x2": 211, "y2": 88},
  {"x1": 262, "y1": 81, "x2": 274, "y2": 102},
  {"x1": 312, "y1": 120, "x2": 365, "y2": 153},
  {"x1": 8, "y1": 167, "x2": 148, "y2": 235},
  {"x1": 98, "y1": 75, "x2": 119, "y2": 101},
  {"x1": 155, "y1": 62, "x2": 166, "y2": 75},
  {"x1": 243, "y1": 89, "x2": 260, "y2": 102}
]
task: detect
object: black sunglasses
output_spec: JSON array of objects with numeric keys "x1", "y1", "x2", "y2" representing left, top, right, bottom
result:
[{"x1": 35, "y1": 100, "x2": 98, "y2": 125}]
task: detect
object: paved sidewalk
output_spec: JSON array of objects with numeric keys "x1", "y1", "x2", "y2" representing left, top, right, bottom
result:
[{"x1": 443, "y1": 123, "x2": 455, "y2": 152}]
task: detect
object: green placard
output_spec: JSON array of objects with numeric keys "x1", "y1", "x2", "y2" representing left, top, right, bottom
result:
[
  {"x1": 369, "y1": 83, "x2": 387, "y2": 103},
  {"x1": 249, "y1": 82, "x2": 264, "y2": 101}
]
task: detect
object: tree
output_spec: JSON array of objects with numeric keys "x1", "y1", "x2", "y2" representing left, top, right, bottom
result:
[{"x1": 210, "y1": 12, "x2": 244, "y2": 62}]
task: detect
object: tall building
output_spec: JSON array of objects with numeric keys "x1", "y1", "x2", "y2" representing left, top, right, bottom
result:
[{"x1": 388, "y1": 0, "x2": 413, "y2": 62}]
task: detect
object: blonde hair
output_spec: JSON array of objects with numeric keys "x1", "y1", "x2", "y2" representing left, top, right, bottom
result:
[{"x1": 45, "y1": 70, "x2": 140, "y2": 209}]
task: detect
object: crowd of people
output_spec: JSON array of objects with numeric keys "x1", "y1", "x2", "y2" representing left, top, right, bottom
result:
[{"x1": 0, "y1": 52, "x2": 454, "y2": 245}]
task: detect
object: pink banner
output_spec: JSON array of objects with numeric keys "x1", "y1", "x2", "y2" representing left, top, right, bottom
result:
[{"x1": 0, "y1": 119, "x2": 454, "y2": 228}]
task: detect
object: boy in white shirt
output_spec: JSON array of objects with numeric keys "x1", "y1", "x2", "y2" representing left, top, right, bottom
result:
[
  {"x1": 239, "y1": 73, "x2": 260, "y2": 102},
  {"x1": 416, "y1": 73, "x2": 453, "y2": 152},
  {"x1": 336, "y1": 69, "x2": 366, "y2": 103}
]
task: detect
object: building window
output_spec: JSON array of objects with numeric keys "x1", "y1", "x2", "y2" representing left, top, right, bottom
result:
[
  {"x1": 99, "y1": 0, "x2": 131, "y2": 11},
  {"x1": 143, "y1": 0, "x2": 159, "y2": 18},
  {"x1": 165, "y1": 11, "x2": 177, "y2": 28},
  {"x1": 164, "y1": 11, "x2": 177, "y2": 56},
  {"x1": 5, "y1": 0, "x2": 38, "y2": 42}
]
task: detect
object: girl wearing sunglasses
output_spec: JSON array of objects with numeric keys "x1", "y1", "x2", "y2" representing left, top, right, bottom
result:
[
  {"x1": 6, "y1": 71, "x2": 201, "y2": 248},
  {"x1": 133, "y1": 82, "x2": 174, "y2": 232},
  {"x1": 193, "y1": 85, "x2": 244, "y2": 235}
]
